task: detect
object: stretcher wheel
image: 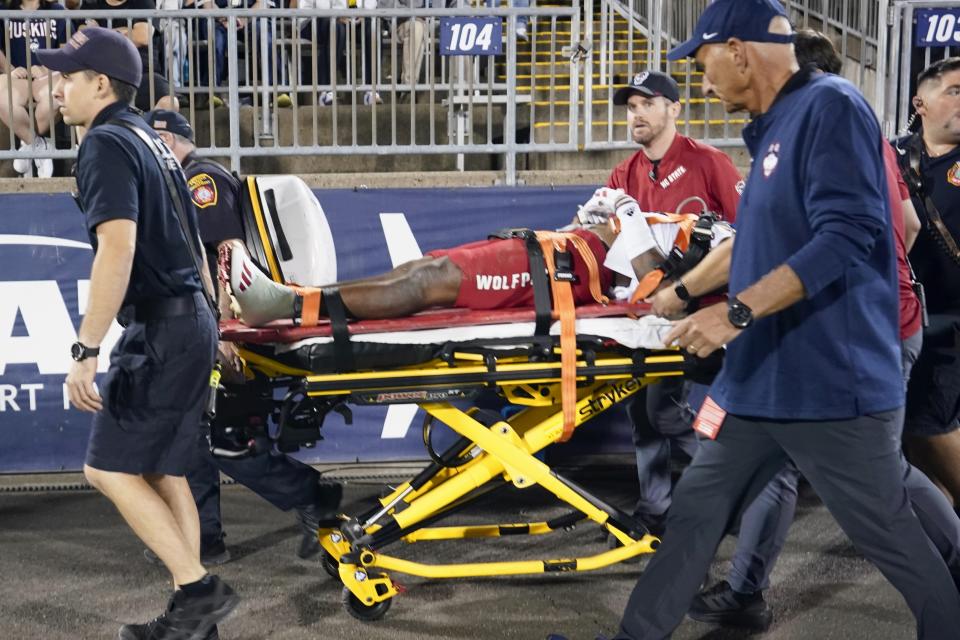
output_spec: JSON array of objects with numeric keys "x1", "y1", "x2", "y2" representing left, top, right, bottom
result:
[
  {"x1": 322, "y1": 551, "x2": 340, "y2": 580},
  {"x1": 341, "y1": 584, "x2": 392, "y2": 622}
]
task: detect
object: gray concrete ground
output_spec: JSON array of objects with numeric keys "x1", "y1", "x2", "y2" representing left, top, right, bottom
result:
[{"x1": 0, "y1": 467, "x2": 915, "y2": 640}]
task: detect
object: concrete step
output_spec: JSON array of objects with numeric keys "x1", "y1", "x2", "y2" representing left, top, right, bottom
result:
[
  {"x1": 527, "y1": 101, "x2": 724, "y2": 123},
  {"x1": 531, "y1": 120, "x2": 749, "y2": 145},
  {"x1": 504, "y1": 60, "x2": 669, "y2": 70},
  {"x1": 524, "y1": 82, "x2": 706, "y2": 99},
  {"x1": 501, "y1": 71, "x2": 704, "y2": 83}
]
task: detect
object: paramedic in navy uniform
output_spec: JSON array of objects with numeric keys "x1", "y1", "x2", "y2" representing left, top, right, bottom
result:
[
  {"x1": 895, "y1": 58, "x2": 960, "y2": 515},
  {"x1": 597, "y1": 1, "x2": 960, "y2": 638},
  {"x1": 144, "y1": 109, "x2": 342, "y2": 565},
  {"x1": 38, "y1": 27, "x2": 239, "y2": 640}
]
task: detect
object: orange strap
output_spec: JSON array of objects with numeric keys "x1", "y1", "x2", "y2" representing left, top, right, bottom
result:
[
  {"x1": 628, "y1": 213, "x2": 700, "y2": 304},
  {"x1": 292, "y1": 286, "x2": 322, "y2": 327},
  {"x1": 535, "y1": 231, "x2": 609, "y2": 306},
  {"x1": 538, "y1": 234, "x2": 578, "y2": 443},
  {"x1": 630, "y1": 269, "x2": 666, "y2": 304}
]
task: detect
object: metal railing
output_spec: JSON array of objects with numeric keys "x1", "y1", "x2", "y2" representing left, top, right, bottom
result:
[
  {"x1": 582, "y1": 0, "x2": 747, "y2": 151},
  {"x1": 0, "y1": 5, "x2": 579, "y2": 184},
  {"x1": 0, "y1": 1, "x2": 897, "y2": 183},
  {"x1": 579, "y1": 0, "x2": 889, "y2": 153},
  {"x1": 886, "y1": 1, "x2": 960, "y2": 138}
]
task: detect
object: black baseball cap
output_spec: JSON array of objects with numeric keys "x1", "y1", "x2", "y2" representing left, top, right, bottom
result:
[
  {"x1": 668, "y1": 0, "x2": 794, "y2": 61},
  {"x1": 145, "y1": 109, "x2": 195, "y2": 142},
  {"x1": 612, "y1": 70, "x2": 680, "y2": 105},
  {"x1": 35, "y1": 27, "x2": 142, "y2": 87}
]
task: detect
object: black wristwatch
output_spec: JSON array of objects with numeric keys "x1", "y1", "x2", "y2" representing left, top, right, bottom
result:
[
  {"x1": 674, "y1": 280, "x2": 692, "y2": 302},
  {"x1": 727, "y1": 297, "x2": 754, "y2": 329},
  {"x1": 70, "y1": 341, "x2": 100, "y2": 362}
]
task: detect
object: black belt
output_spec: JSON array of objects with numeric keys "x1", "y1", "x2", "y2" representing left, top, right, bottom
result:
[{"x1": 132, "y1": 294, "x2": 200, "y2": 323}]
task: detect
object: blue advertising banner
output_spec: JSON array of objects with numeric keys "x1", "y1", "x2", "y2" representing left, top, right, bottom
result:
[
  {"x1": 917, "y1": 8, "x2": 960, "y2": 47},
  {"x1": 0, "y1": 186, "x2": 639, "y2": 473},
  {"x1": 439, "y1": 17, "x2": 502, "y2": 56}
]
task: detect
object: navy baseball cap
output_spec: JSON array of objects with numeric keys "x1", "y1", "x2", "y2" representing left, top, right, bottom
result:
[
  {"x1": 35, "y1": 27, "x2": 142, "y2": 87},
  {"x1": 667, "y1": 0, "x2": 794, "y2": 61},
  {"x1": 145, "y1": 109, "x2": 194, "y2": 142},
  {"x1": 613, "y1": 70, "x2": 680, "y2": 105}
]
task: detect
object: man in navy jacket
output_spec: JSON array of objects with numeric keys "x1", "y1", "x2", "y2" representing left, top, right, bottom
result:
[{"x1": 607, "y1": 1, "x2": 960, "y2": 638}]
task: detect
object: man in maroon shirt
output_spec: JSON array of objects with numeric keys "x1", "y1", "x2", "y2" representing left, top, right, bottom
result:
[
  {"x1": 605, "y1": 70, "x2": 744, "y2": 536},
  {"x1": 607, "y1": 71, "x2": 744, "y2": 218}
]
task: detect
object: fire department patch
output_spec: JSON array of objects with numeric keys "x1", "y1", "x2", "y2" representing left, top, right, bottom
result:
[
  {"x1": 948, "y1": 162, "x2": 960, "y2": 187},
  {"x1": 187, "y1": 173, "x2": 218, "y2": 208}
]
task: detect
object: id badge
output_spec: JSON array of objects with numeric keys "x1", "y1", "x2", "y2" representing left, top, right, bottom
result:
[{"x1": 693, "y1": 396, "x2": 727, "y2": 440}]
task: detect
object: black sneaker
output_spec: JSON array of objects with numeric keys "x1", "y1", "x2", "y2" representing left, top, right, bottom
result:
[
  {"x1": 295, "y1": 480, "x2": 343, "y2": 560},
  {"x1": 118, "y1": 617, "x2": 219, "y2": 640},
  {"x1": 164, "y1": 575, "x2": 239, "y2": 639},
  {"x1": 296, "y1": 510, "x2": 321, "y2": 560},
  {"x1": 688, "y1": 580, "x2": 773, "y2": 631},
  {"x1": 143, "y1": 540, "x2": 231, "y2": 567}
]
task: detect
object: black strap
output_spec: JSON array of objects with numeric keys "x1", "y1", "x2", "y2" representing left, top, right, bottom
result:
[
  {"x1": 660, "y1": 212, "x2": 717, "y2": 281},
  {"x1": 897, "y1": 134, "x2": 960, "y2": 268},
  {"x1": 110, "y1": 119, "x2": 220, "y2": 322},
  {"x1": 488, "y1": 228, "x2": 553, "y2": 336},
  {"x1": 521, "y1": 231, "x2": 553, "y2": 336},
  {"x1": 321, "y1": 286, "x2": 355, "y2": 372}
]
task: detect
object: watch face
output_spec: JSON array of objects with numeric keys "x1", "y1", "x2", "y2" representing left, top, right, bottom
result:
[
  {"x1": 71, "y1": 342, "x2": 83, "y2": 361},
  {"x1": 728, "y1": 303, "x2": 752, "y2": 328}
]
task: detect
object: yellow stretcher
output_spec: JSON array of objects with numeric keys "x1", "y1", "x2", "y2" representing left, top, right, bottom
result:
[
  {"x1": 220, "y1": 320, "x2": 688, "y2": 621},
  {"x1": 215, "y1": 175, "x2": 696, "y2": 620}
]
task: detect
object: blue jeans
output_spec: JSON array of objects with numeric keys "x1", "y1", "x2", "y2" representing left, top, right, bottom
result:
[{"x1": 197, "y1": 18, "x2": 227, "y2": 87}]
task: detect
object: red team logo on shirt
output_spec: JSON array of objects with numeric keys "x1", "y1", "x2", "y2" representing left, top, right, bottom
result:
[
  {"x1": 187, "y1": 173, "x2": 218, "y2": 209},
  {"x1": 948, "y1": 162, "x2": 960, "y2": 187}
]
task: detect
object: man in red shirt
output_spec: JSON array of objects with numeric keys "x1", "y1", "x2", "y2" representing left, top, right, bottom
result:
[
  {"x1": 607, "y1": 71, "x2": 744, "y2": 218},
  {"x1": 605, "y1": 70, "x2": 743, "y2": 536}
]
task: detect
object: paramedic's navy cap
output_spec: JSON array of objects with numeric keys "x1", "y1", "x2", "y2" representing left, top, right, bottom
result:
[
  {"x1": 34, "y1": 27, "x2": 142, "y2": 88},
  {"x1": 613, "y1": 70, "x2": 680, "y2": 105},
  {"x1": 667, "y1": 0, "x2": 794, "y2": 61},
  {"x1": 145, "y1": 109, "x2": 194, "y2": 142}
]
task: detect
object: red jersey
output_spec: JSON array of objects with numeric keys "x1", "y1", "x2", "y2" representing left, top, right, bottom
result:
[
  {"x1": 428, "y1": 229, "x2": 612, "y2": 310},
  {"x1": 606, "y1": 133, "x2": 743, "y2": 222},
  {"x1": 882, "y1": 140, "x2": 923, "y2": 340}
]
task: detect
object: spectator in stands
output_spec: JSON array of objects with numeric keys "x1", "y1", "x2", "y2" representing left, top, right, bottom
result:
[
  {"x1": 0, "y1": 0, "x2": 66, "y2": 177},
  {"x1": 294, "y1": 0, "x2": 347, "y2": 105},
  {"x1": 379, "y1": 0, "x2": 426, "y2": 96},
  {"x1": 486, "y1": 0, "x2": 531, "y2": 41},
  {"x1": 194, "y1": 0, "x2": 292, "y2": 107},
  {"x1": 296, "y1": 0, "x2": 380, "y2": 105},
  {"x1": 87, "y1": 0, "x2": 180, "y2": 112},
  {"x1": 350, "y1": 0, "x2": 381, "y2": 104},
  {"x1": 191, "y1": 0, "x2": 226, "y2": 89}
]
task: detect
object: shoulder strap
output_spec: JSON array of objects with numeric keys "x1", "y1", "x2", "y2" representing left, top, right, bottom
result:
[
  {"x1": 895, "y1": 134, "x2": 960, "y2": 267},
  {"x1": 109, "y1": 119, "x2": 220, "y2": 321}
]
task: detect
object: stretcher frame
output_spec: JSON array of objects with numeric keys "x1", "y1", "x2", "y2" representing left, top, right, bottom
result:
[
  {"x1": 233, "y1": 338, "x2": 685, "y2": 621},
  {"x1": 227, "y1": 185, "x2": 689, "y2": 619}
]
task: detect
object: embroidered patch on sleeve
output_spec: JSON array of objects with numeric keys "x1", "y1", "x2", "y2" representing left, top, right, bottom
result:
[{"x1": 187, "y1": 173, "x2": 218, "y2": 208}]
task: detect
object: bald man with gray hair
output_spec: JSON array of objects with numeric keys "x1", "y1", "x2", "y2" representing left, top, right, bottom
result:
[{"x1": 547, "y1": 2, "x2": 960, "y2": 638}]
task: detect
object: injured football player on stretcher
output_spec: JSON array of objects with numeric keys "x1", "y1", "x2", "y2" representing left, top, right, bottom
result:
[{"x1": 222, "y1": 188, "x2": 734, "y2": 328}]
